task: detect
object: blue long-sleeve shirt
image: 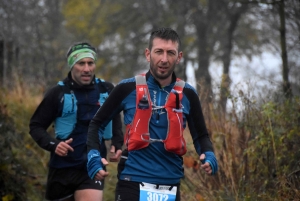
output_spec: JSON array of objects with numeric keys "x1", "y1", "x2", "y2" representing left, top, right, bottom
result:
[{"x1": 87, "y1": 71, "x2": 214, "y2": 184}]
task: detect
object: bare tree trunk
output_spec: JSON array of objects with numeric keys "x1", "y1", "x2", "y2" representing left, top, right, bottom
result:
[
  {"x1": 189, "y1": 0, "x2": 215, "y2": 103},
  {"x1": 5, "y1": 41, "x2": 14, "y2": 88},
  {"x1": 279, "y1": 0, "x2": 292, "y2": 98},
  {"x1": 195, "y1": 24, "x2": 212, "y2": 103},
  {"x1": 174, "y1": 24, "x2": 187, "y2": 81},
  {"x1": 219, "y1": 3, "x2": 248, "y2": 114},
  {"x1": 0, "y1": 40, "x2": 4, "y2": 87}
]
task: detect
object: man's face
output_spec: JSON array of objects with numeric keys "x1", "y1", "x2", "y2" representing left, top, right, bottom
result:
[
  {"x1": 145, "y1": 38, "x2": 182, "y2": 82},
  {"x1": 70, "y1": 57, "x2": 95, "y2": 86}
]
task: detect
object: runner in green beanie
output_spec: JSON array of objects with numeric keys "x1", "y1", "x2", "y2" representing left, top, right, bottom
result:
[{"x1": 29, "y1": 41, "x2": 123, "y2": 201}]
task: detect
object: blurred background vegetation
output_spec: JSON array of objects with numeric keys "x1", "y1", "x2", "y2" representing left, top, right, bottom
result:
[{"x1": 0, "y1": 0, "x2": 299, "y2": 200}]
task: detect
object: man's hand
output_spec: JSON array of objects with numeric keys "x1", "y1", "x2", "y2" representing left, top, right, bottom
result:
[
  {"x1": 200, "y1": 153, "x2": 212, "y2": 175},
  {"x1": 199, "y1": 152, "x2": 218, "y2": 175},
  {"x1": 94, "y1": 158, "x2": 109, "y2": 180},
  {"x1": 55, "y1": 138, "x2": 74, "y2": 156},
  {"x1": 109, "y1": 145, "x2": 122, "y2": 162}
]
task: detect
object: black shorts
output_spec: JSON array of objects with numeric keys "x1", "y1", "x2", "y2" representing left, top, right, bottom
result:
[
  {"x1": 45, "y1": 166, "x2": 105, "y2": 200},
  {"x1": 115, "y1": 180, "x2": 181, "y2": 201}
]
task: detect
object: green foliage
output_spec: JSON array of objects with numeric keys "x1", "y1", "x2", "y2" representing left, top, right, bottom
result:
[
  {"x1": 62, "y1": 0, "x2": 122, "y2": 44},
  {"x1": 103, "y1": 161, "x2": 118, "y2": 201},
  {"x1": 243, "y1": 98, "x2": 300, "y2": 199},
  {"x1": 0, "y1": 86, "x2": 48, "y2": 201},
  {"x1": 61, "y1": 0, "x2": 183, "y2": 82},
  {"x1": 182, "y1": 91, "x2": 300, "y2": 200},
  {"x1": 0, "y1": 92, "x2": 27, "y2": 200}
]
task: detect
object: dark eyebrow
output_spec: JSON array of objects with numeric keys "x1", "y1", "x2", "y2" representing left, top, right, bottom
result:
[
  {"x1": 77, "y1": 60, "x2": 95, "y2": 64},
  {"x1": 168, "y1": 50, "x2": 176, "y2": 53}
]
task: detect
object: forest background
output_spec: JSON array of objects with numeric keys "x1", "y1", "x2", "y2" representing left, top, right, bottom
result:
[{"x1": 0, "y1": 0, "x2": 300, "y2": 200}]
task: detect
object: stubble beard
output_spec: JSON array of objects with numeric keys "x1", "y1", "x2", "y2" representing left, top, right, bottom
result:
[{"x1": 149, "y1": 60, "x2": 175, "y2": 81}]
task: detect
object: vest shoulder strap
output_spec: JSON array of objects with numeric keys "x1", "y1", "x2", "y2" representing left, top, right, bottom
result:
[
  {"x1": 95, "y1": 78, "x2": 111, "y2": 93},
  {"x1": 56, "y1": 81, "x2": 71, "y2": 117}
]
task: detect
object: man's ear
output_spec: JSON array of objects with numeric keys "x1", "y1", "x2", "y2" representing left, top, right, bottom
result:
[
  {"x1": 145, "y1": 48, "x2": 150, "y2": 62},
  {"x1": 176, "y1": 51, "x2": 183, "y2": 64}
]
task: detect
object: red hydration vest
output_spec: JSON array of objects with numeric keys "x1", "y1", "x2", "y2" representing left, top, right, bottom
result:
[{"x1": 124, "y1": 74, "x2": 187, "y2": 156}]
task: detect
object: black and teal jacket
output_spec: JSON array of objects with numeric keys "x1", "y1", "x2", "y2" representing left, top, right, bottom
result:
[{"x1": 29, "y1": 72, "x2": 123, "y2": 169}]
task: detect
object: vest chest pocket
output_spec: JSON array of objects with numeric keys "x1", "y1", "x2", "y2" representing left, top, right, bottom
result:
[
  {"x1": 61, "y1": 94, "x2": 77, "y2": 117},
  {"x1": 99, "y1": 92, "x2": 109, "y2": 106},
  {"x1": 54, "y1": 93, "x2": 77, "y2": 139}
]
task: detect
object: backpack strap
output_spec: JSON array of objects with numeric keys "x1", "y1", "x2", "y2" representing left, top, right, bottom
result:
[
  {"x1": 95, "y1": 78, "x2": 111, "y2": 93},
  {"x1": 56, "y1": 81, "x2": 73, "y2": 117}
]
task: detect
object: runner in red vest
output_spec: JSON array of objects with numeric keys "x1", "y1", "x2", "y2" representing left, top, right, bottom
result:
[{"x1": 87, "y1": 27, "x2": 218, "y2": 201}]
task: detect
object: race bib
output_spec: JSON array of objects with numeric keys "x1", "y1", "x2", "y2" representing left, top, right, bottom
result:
[{"x1": 139, "y1": 182, "x2": 177, "y2": 201}]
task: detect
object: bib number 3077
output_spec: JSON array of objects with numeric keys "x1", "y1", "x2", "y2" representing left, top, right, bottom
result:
[{"x1": 139, "y1": 182, "x2": 177, "y2": 201}]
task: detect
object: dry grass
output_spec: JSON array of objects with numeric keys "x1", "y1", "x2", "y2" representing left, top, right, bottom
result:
[{"x1": 1, "y1": 81, "x2": 300, "y2": 200}]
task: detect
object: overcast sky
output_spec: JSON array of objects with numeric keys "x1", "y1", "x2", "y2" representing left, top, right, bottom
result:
[{"x1": 186, "y1": 52, "x2": 282, "y2": 111}]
